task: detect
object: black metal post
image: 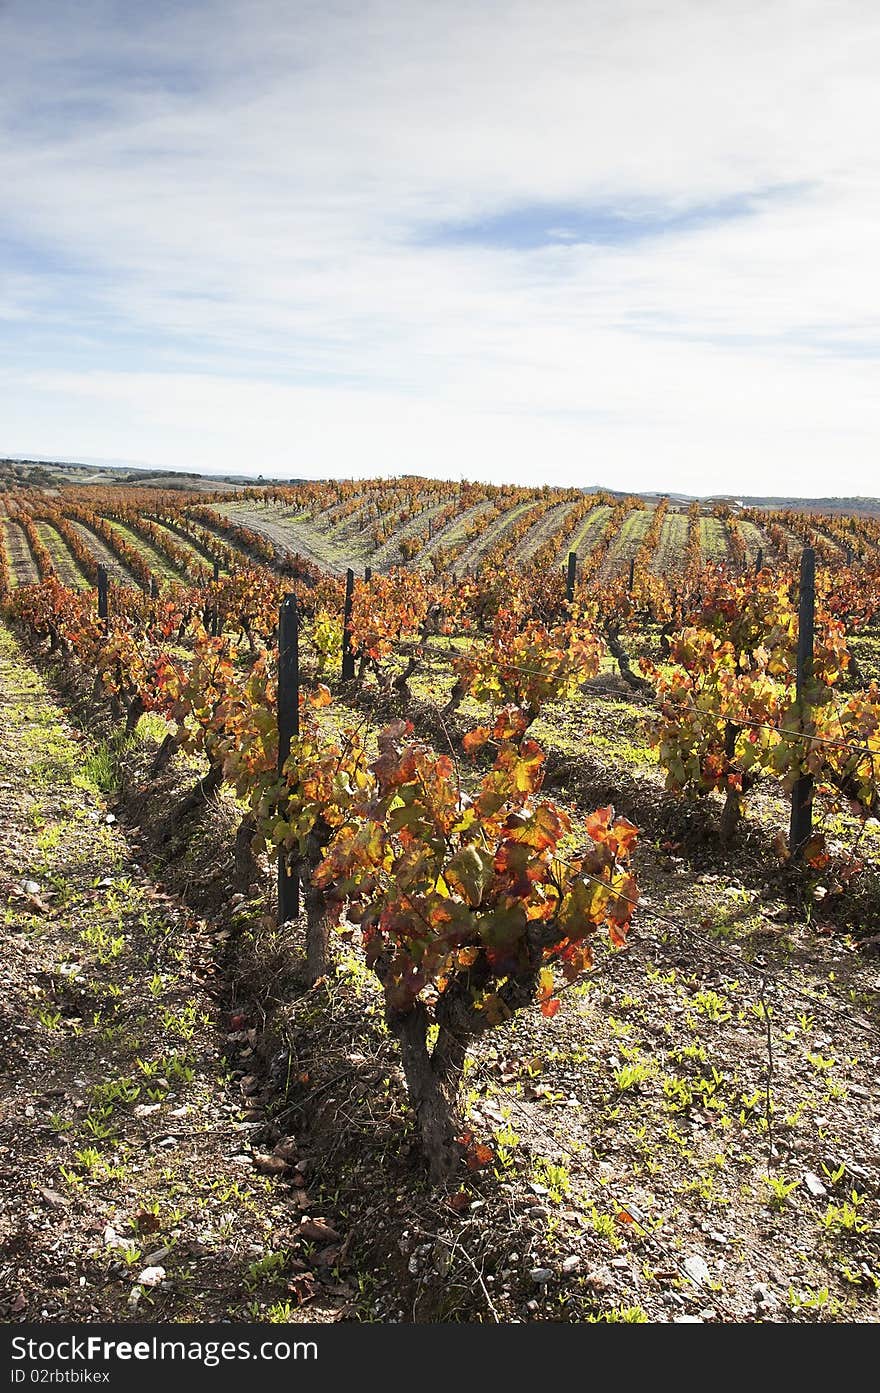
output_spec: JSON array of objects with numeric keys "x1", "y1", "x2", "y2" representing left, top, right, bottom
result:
[
  {"x1": 790, "y1": 547, "x2": 815, "y2": 857},
  {"x1": 628, "y1": 556, "x2": 635, "y2": 592},
  {"x1": 566, "y1": 551, "x2": 577, "y2": 604},
  {"x1": 150, "y1": 577, "x2": 158, "y2": 599},
  {"x1": 213, "y1": 558, "x2": 220, "y2": 582},
  {"x1": 97, "y1": 565, "x2": 108, "y2": 622},
  {"x1": 364, "y1": 567, "x2": 372, "y2": 583},
  {"x1": 277, "y1": 593, "x2": 300, "y2": 923},
  {"x1": 341, "y1": 567, "x2": 355, "y2": 681}
]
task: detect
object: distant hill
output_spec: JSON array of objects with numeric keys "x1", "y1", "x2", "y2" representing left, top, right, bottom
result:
[{"x1": 2, "y1": 455, "x2": 880, "y2": 513}]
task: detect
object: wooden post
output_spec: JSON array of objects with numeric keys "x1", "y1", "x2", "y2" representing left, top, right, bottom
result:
[
  {"x1": 755, "y1": 547, "x2": 763, "y2": 574},
  {"x1": 628, "y1": 556, "x2": 635, "y2": 592},
  {"x1": 277, "y1": 593, "x2": 300, "y2": 924},
  {"x1": 790, "y1": 547, "x2": 815, "y2": 857},
  {"x1": 364, "y1": 567, "x2": 372, "y2": 583},
  {"x1": 97, "y1": 565, "x2": 108, "y2": 622},
  {"x1": 341, "y1": 567, "x2": 355, "y2": 681},
  {"x1": 566, "y1": 551, "x2": 577, "y2": 604},
  {"x1": 150, "y1": 577, "x2": 158, "y2": 599},
  {"x1": 213, "y1": 559, "x2": 220, "y2": 582}
]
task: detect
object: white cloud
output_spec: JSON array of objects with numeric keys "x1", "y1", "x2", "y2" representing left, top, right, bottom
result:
[{"x1": 1, "y1": 0, "x2": 879, "y2": 494}]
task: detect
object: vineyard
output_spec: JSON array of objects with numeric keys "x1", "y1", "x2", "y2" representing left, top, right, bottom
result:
[{"x1": 1, "y1": 475, "x2": 880, "y2": 1325}]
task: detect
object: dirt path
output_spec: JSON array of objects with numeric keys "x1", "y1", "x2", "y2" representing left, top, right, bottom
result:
[
  {"x1": 148, "y1": 517, "x2": 226, "y2": 572},
  {"x1": 66, "y1": 521, "x2": 138, "y2": 587},
  {"x1": 417, "y1": 498, "x2": 497, "y2": 570},
  {"x1": 561, "y1": 504, "x2": 612, "y2": 564},
  {"x1": 454, "y1": 500, "x2": 537, "y2": 572},
  {"x1": 598, "y1": 508, "x2": 651, "y2": 580},
  {"x1": 509, "y1": 500, "x2": 575, "y2": 565},
  {"x1": 737, "y1": 519, "x2": 768, "y2": 568},
  {"x1": 34, "y1": 522, "x2": 90, "y2": 591},
  {"x1": 651, "y1": 511, "x2": 688, "y2": 575},
  {"x1": 216, "y1": 504, "x2": 345, "y2": 575},
  {"x1": 368, "y1": 498, "x2": 453, "y2": 571},
  {"x1": 100, "y1": 518, "x2": 185, "y2": 582},
  {"x1": 2, "y1": 520, "x2": 40, "y2": 587},
  {"x1": 0, "y1": 627, "x2": 342, "y2": 1323}
]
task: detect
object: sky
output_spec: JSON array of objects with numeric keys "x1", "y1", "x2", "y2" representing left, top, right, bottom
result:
[{"x1": 1, "y1": 0, "x2": 879, "y2": 496}]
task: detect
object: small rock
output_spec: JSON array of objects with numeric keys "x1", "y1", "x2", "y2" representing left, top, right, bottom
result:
[
  {"x1": 561, "y1": 1255, "x2": 581, "y2": 1275},
  {"x1": 753, "y1": 1282, "x2": 778, "y2": 1308},
  {"x1": 674, "y1": 1315, "x2": 703, "y2": 1323},
  {"x1": 23, "y1": 879, "x2": 40, "y2": 895},
  {"x1": 38, "y1": 1188, "x2": 69, "y2": 1208},
  {"x1": 104, "y1": 813, "x2": 117, "y2": 825},
  {"x1": 135, "y1": 1266, "x2": 165, "y2": 1287},
  {"x1": 253, "y1": 1152, "x2": 288, "y2": 1176},
  {"x1": 299, "y1": 1218, "x2": 341, "y2": 1244},
  {"x1": 272, "y1": 1138, "x2": 298, "y2": 1163},
  {"x1": 142, "y1": 1247, "x2": 171, "y2": 1266},
  {"x1": 530, "y1": 1268, "x2": 553, "y2": 1284},
  {"x1": 134, "y1": 1103, "x2": 161, "y2": 1118},
  {"x1": 683, "y1": 1255, "x2": 711, "y2": 1286},
  {"x1": 803, "y1": 1171, "x2": 827, "y2": 1198}
]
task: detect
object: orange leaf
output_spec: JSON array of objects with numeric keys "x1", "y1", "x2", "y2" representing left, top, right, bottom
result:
[
  {"x1": 463, "y1": 726, "x2": 490, "y2": 754},
  {"x1": 446, "y1": 1191, "x2": 471, "y2": 1214},
  {"x1": 309, "y1": 683, "x2": 332, "y2": 709},
  {"x1": 540, "y1": 997, "x2": 561, "y2": 1018},
  {"x1": 466, "y1": 1142, "x2": 495, "y2": 1170}
]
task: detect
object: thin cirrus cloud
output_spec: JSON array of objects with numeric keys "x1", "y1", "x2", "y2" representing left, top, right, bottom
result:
[
  {"x1": 420, "y1": 188, "x2": 800, "y2": 253},
  {"x1": 0, "y1": 0, "x2": 879, "y2": 495}
]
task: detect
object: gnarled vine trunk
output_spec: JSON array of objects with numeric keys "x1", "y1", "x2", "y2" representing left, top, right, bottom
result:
[
  {"x1": 234, "y1": 811, "x2": 260, "y2": 890},
  {"x1": 605, "y1": 624, "x2": 655, "y2": 696},
  {"x1": 388, "y1": 1002, "x2": 467, "y2": 1184},
  {"x1": 301, "y1": 825, "x2": 334, "y2": 986},
  {"x1": 162, "y1": 761, "x2": 223, "y2": 842}
]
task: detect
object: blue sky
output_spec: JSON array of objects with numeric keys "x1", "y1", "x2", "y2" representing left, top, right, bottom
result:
[{"x1": 1, "y1": 0, "x2": 879, "y2": 494}]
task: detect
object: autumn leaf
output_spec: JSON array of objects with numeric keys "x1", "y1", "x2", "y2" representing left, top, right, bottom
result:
[
  {"x1": 309, "y1": 683, "x2": 332, "y2": 708},
  {"x1": 463, "y1": 726, "x2": 490, "y2": 754}
]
